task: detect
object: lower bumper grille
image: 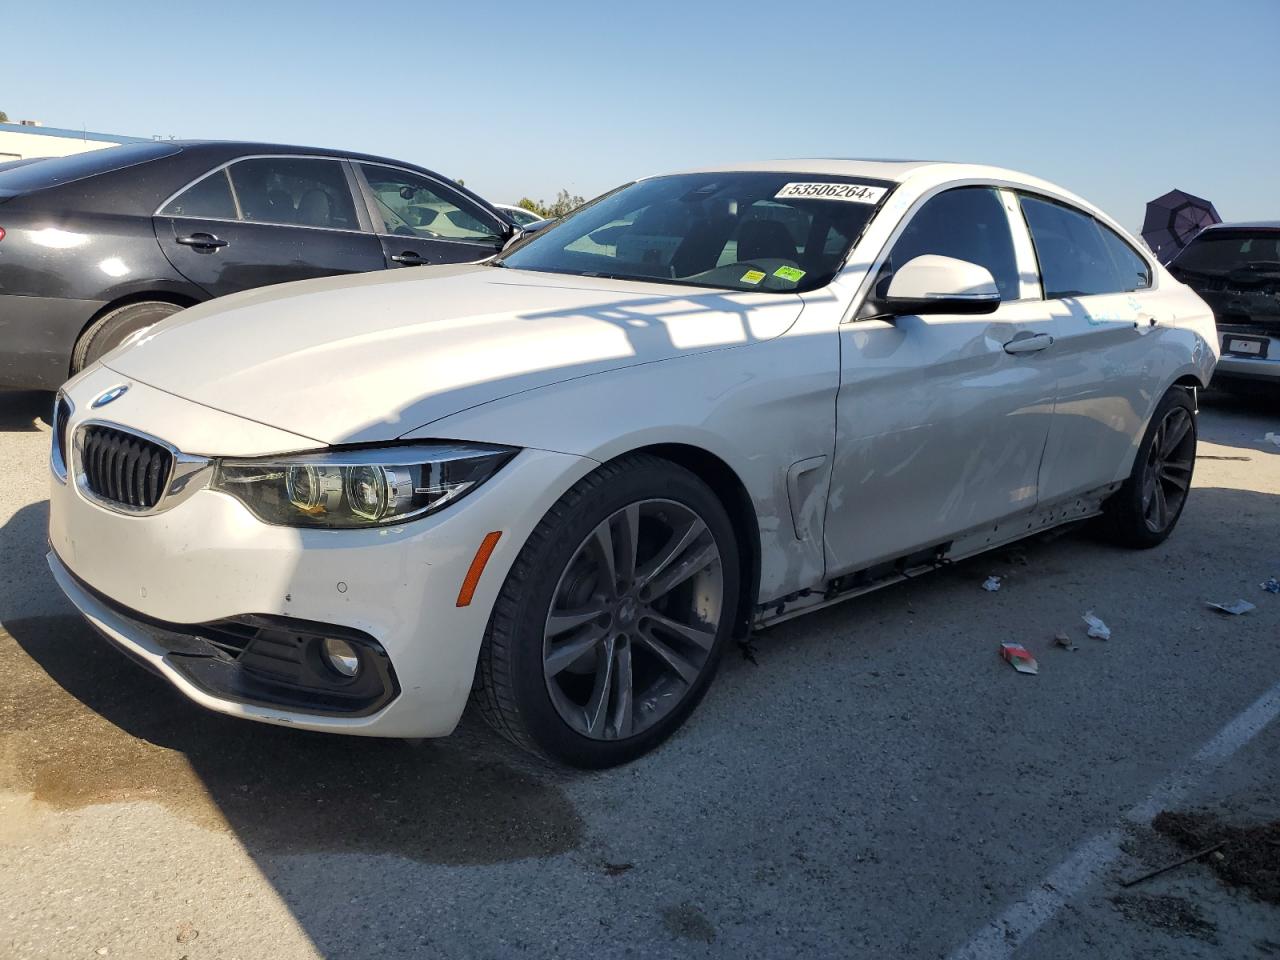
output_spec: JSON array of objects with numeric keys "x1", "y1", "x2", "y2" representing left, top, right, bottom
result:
[{"x1": 80, "y1": 425, "x2": 173, "y2": 509}]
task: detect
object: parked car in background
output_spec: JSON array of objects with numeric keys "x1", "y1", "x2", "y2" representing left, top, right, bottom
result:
[
  {"x1": 494, "y1": 203, "x2": 545, "y2": 227},
  {"x1": 49, "y1": 160, "x2": 1216, "y2": 767},
  {"x1": 0, "y1": 141, "x2": 523, "y2": 390},
  {"x1": 1168, "y1": 221, "x2": 1279, "y2": 387}
]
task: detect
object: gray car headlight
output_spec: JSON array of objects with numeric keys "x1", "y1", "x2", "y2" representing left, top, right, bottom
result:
[{"x1": 212, "y1": 443, "x2": 517, "y2": 528}]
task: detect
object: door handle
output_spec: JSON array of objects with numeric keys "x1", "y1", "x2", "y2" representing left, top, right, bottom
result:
[
  {"x1": 1003, "y1": 332, "x2": 1054, "y2": 355},
  {"x1": 390, "y1": 252, "x2": 430, "y2": 266},
  {"x1": 175, "y1": 233, "x2": 228, "y2": 250}
]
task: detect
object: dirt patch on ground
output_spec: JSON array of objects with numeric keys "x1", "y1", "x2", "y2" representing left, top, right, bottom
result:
[
  {"x1": 0, "y1": 615, "x2": 583, "y2": 865},
  {"x1": 1110, "y1": 893, "x2": 1218, "y2": 943},
  {"x1": 1153, "y1": 810, "x2": 1280, "y2": 905}
]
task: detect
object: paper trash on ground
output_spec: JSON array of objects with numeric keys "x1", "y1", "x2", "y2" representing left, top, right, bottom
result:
[
  {"x1": 982, "y1": 576, "x2": 1002, "y2": 592},
  {"x1": 1000, "y1": 643, "x2": 1039, "y2": 674},
  {"x1": 1083, "y1": 612, "x2": 1111, "y2": 640},
  {"x1": 1206, "y1": 599, "x2": 1256, "y2": 615}
]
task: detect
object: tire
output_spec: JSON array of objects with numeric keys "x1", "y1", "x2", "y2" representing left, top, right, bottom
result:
[
  {"x1": 1100, "y1": 387, "x2": 1197, "y2": 548},
  {"x1": 473, "y1": 454, "x2": 740, "y2": 768},
  {"x1": 71, "y1": 301, "x2": 183, "y2": 373}
]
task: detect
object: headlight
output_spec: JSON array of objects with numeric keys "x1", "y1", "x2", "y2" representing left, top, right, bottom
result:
[{"x1": 212, "y1": 443, "x2": 516, "y2": 528}]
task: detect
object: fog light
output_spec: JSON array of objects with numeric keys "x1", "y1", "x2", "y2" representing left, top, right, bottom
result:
[{"x1": 321, "y1": 637, "x2": 360, "y2": 678}]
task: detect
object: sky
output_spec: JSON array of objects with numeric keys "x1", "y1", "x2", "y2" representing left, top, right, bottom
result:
[{"x1": 4, "y1": 0, "x2": 1278, "y2": 230}]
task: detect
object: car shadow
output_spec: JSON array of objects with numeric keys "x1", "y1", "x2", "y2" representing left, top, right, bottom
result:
[
  {"x1": 1, "y1": 495, "x2": 584, "y2": 877},
  {"x1": 0, "y1": 390, "x2": 54, "y2": 432}
]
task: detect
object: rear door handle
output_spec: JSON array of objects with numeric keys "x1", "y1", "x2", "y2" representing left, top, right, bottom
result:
[
  {"x1": 175, "y1": 233, "x2": 228, "y2": 250},
  {"x1": 1004, "y1": 332, "x2": 1054, "y2": 355},
  {"x1": 390, "y1": 252, "x2": 430, "y2": 266}
]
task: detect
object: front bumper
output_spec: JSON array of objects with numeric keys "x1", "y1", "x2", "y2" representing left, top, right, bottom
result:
[{"x1": 49, "y1": 368, "x2": 597, "y2": 737}]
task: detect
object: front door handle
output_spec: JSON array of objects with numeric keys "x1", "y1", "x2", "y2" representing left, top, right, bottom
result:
[
  {"x1": 390, "y1": 252, "x2": 430, "y2": 266},
  {"x1": 175, "y1": 233, "x2": 228, "y2": 250},
  {"x1": 1003, "y1": 332, "x2": 1054, "y2": 355}
]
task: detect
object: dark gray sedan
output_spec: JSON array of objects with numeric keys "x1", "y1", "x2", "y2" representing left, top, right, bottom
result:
[{"x1": 0, "y1": 141, "x2": 523, "y2": 389}]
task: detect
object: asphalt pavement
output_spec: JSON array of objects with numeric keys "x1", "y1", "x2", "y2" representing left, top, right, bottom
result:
[{"x1": 1, "y1": 386, "x2": 1277, "y2": 960}]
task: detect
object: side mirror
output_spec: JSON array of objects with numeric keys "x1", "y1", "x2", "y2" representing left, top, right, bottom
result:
[
  {"x1": 875, "y1": 254, "x2": 1001, "y2": 317},
  {"x1": 501, "y1": 225, "x2": 526, "y2": 251}
]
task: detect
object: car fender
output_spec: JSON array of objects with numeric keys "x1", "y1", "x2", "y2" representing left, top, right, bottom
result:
[{"x1": 412, "y1": 329, "x2": 842, "y2": 603}]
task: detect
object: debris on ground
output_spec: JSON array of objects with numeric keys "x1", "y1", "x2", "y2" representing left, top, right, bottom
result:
[
  {"x1": 176, "y1": 922, "x2": 199, "y2": 944},
  {"x1": 1153, "y1": 810, "x2": 1280, "y2": 905},
  {"x1": 737, "y1": 638, "x2": 759, "y2": 665},
  {"x1": 1121, "y1": 840, "x2": 1225, "y2": 887},
  {"x1": 1110, "y1": 893, "x2": 1219, "y2": 944},
  {"x1": 1053, "y1": 631, "x2": 1078, "y2": 651},
  {"x1": 1265, "y1": 432, "x2": 1280, "y2": 447},
  {"x1": 1261, "y1": 577, "x2": 1280, "y2": 594},
  {"x1": 982, "y1": 576, "x2": 1002, "y2": 592},
  {"x1": 1205, "y1": 599, "x2": 1256, "y2": 615},
  {"x1": 604, "y1": 862, "x2": 635, "y2": 877},
  {"x1": 1000, "y1": 642, "x2": 1038, "y2": 675},
  {"x1": 1083, "y1": 612, "x2": 1112, "y2": 640}
]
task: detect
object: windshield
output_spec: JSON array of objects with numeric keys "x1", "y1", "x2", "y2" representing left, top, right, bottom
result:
[
  {"x1": 497, "y1": 172, "x2": 893, "y2": 293},
  {"x1": 1172, "y1": 230, "x2": 1280, "y2": 275},
  {"x1": 0, "y1": 141, "x2": 181, "y2": 195}
]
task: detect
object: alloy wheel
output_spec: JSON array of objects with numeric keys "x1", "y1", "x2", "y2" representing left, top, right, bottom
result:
[
  {"x1": 542, "y1": 499, "x2": 724, "y2": 741},
  {"x1": 1141, "y1": 405, "x2": 1195, "y2": 533}
]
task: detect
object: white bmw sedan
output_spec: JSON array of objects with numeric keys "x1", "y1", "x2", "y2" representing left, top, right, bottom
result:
[{"x1": 49, "y1": 160, "x2": 1218, "y2": 767}]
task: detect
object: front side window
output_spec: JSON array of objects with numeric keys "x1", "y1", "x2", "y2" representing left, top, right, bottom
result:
[
  {"x1": 873, "y1": 186, "x2": 1019, "y2": 301},
  {"x1": 498, "y1": 172, "x2": 892, "y2": 293},
  {"x1": 228, "y1": 157, "x2": 360, "y2": 230},
  {"x1": 1020, "y1": 195, "x2": 1150, "y2": 298},
  {"x1": 358, "y1": 164, "x2": 503, "y2": 242}
]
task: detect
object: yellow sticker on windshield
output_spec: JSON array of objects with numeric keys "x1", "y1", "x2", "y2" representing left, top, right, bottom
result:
[
  {"x1": 774, "y1": 266, "x2": 806, "y2": 283},
  {"x1": 740, "y1": 269, "x2": 766, "y2": 284}
]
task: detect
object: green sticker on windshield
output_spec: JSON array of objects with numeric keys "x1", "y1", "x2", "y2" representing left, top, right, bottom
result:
[
  {"x1": 740, "y1": 269, "x2": 766, "y2": 284},
  {"x1": 774, "y1": 266, "x2": 806, "y2": 283}
]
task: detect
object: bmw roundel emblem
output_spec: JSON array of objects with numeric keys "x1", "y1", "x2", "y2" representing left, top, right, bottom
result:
[{"x1": 91, "y1": 384, "x2": 130, "y2": 408}]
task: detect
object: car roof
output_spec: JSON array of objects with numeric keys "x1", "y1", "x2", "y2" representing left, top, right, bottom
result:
[
  {"x1": 1200, "y1": 220, "x2": 1280, "y2": 231},
  {"x1": 654, "y1": 158, "x2": 1127, "y2": 235},
  {"x1": 163, "y1": 140, "x2": 441, "y2": 170},
  {"x1": 661, "y1": 158, "x2": 1091, "y2": 201}
]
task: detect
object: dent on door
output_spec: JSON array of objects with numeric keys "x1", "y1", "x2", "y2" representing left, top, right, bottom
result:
[{"x1": 825, "y1": 310, "x2": 1057, "y2": 576}]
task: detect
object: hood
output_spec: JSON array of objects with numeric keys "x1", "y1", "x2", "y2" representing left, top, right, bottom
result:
[{"x1": 104, "y1": 264, "x2": 803, "y2": 445}]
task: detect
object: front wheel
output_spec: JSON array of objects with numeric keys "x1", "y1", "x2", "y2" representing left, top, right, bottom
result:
[
  {"x1": 1101, "y1": 387, "x2": 1198, "y2": 548},
  {"x1": 473, "y1": 454, "x2": 739, "y2": 768}
]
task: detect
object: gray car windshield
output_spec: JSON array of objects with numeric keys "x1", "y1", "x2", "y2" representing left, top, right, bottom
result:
[{"x1": 497, "y1": 172, "x2": 893, "y2": 293}]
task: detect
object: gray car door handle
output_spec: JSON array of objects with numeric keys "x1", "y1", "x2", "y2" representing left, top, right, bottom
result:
[{"x1": 1003, "y1": 332, "x2": 1054, "y2": 354}]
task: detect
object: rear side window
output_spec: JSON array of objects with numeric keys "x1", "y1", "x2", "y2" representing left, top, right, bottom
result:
[
  {"x1": 1020, "y1": 195, "x2": 1151, "y2": 298},
  {"x1": 876, "y1": 186, "x2": 1020, "y2": 300},
  {"x1": 230, "y1": 157, "x2": 360, "y2": 230},
  {"x1": 159, "y1": 168, "x2": 237, "y2": 219}
]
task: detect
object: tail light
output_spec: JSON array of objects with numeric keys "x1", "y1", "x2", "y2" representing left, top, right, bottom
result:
[{"x1": 0, "y1": 227, "x2": 6, "y2": 242}]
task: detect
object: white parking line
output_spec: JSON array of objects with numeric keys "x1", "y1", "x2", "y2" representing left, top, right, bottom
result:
[{"x1": 946, "y1": 679, "x2": 1280, "y2": 960}]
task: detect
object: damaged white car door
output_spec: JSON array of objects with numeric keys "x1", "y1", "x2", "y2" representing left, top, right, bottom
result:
[{"x1": 826, "y1": 185, "x2": 1059, "y2": 575}]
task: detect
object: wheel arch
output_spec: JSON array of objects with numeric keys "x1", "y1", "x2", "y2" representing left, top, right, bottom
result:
[
  {"x1": 616, "y1": 442, "x2": 761, "y2": 639},
  {"x1": 71, "y1": 288, "x2": 204, "y2": 375}
]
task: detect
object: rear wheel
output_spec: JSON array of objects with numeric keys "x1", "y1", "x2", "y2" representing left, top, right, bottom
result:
[
  {"x1": 71, "y1": 301, "x2": 183, "y2": 373},
  {"x1": 473, "y1": 455, "x2": 739, "y2": 768},
  {"x1": 1101, "y1": 387, "x2": 1197, "y2": 548}
]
